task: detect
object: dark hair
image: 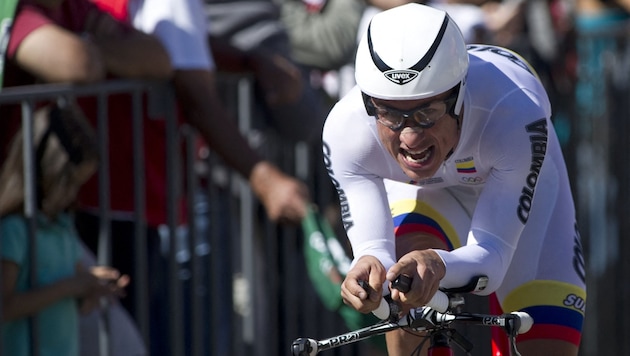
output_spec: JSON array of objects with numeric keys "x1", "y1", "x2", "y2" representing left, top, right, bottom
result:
[{"x1": 0, "y1": 103, "x2": 98, "y2": 217}]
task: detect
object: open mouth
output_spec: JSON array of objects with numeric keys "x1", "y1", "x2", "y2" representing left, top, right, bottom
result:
[{"x1": 401, "y1": 146, "x2": 433, "y2": 165}]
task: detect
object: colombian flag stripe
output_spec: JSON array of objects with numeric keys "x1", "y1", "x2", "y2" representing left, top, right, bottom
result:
[
  {"x1": 499, "y1": 280, "x2": 585, "y2": 348},
  {"x1": 517, "y1": 324, "x2": 582, "y2": 345},
  {"x1": 456, "y1": 160, "x2": 476, "y2": 173},
  {"x1": 390, "y1": 199, "x2": 462, "y2": 250},
  {"x1": 502, "y1": 281, "x2": 586, "y2": 314},
  {"x1": 521, "y1": 305, "x2": 584, "y2": 331},
  {"x1": 394, "y1": 222, "x2": 454, "y2": 250}
]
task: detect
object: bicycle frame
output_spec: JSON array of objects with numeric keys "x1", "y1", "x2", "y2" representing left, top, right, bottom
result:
[
  {"x1": 291, "y1": 276, "x2": 533, "y2": 356},
  {"x1": 291, "y1": 304, "x2": 531, "y2": 356}
]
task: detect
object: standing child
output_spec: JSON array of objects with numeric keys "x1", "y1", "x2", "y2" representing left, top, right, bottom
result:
[{"x1": 0, "y1": 103, "x2": 129, "y2": 356}]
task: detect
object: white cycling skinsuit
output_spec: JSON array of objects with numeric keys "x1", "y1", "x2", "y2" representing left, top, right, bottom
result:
[{"x1": 322, "y1": 44, "x2": 585, "y2": 346}]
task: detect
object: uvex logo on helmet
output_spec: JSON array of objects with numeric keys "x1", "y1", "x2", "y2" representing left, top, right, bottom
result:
[{"x1": 384, "y1": 69, "x2": 419, "y2": 85}]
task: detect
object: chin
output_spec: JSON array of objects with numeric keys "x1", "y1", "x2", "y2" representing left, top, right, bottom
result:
[
  {"x1": 402, "y1": 169, "x2": 432, "y2": 182},
  {"x1": 398, "y1": 161, "x2": 438, "y2": 181}
]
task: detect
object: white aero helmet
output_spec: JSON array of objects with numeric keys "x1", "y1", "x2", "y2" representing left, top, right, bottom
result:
[{"x1": 355, "y1": 3, "x2": 468, "y2": 115}]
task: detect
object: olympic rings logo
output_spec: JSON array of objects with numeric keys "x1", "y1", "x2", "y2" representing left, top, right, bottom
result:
[{"x1": 460, "y1": 176, "x2": 484, "y2": 184}]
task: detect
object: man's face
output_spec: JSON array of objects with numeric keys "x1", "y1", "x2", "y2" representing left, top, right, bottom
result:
[{"x1": 373, "y1": 92, "x2": 460, "y2": 181}]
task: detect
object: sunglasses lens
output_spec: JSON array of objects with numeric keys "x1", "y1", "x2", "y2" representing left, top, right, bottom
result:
[{"x1": 366, "y1": 91, "x2": 457, "y2": 130}]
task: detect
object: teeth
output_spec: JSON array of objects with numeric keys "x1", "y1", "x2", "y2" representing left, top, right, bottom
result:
[{"x1": 403, "y1": 147, "x2": 431, "y2": 163}]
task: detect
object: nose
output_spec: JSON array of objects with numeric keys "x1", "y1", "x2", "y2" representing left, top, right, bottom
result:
[{"x1": 399, "y1": 126, "x2": 424, "y2": 148}]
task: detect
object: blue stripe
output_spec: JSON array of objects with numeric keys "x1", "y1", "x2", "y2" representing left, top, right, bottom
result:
[
  {"x1": 392, "y1": 213, "x2": 442, "y2": 231},
  {"x1": 522, "y1": 305, "x2": 584, "y2": 331}
]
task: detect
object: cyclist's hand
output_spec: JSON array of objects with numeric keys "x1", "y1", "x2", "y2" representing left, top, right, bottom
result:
[
  {"x1": 387, "y1": 249, "x2": 445, "y2": 307},
  {"x1": 341, "y1": 255, "x2": 386, "y2": 313}
]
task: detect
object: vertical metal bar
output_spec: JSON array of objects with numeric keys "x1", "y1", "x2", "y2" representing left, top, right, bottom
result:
[
  {"x1": 236, "y1": 77, "x2": 256, "y2": 347},
  {"x1": 95, "y1": 93, "x2": 110, "y2": 268},
  {"x1": 262, "y1": 221, "x2": 278, "y2": 356},
  {"x1": 131, "y1": 89, "x2": 149, "y2": 345},
  {"x1": 184, "y1": 128, "x2": 203, "y2": 356},
  {"x1": 294, "y1": 142, "x2": 309, "y2": 181},
  {"x1": 21, "y1": 100, "x2": 39, "y2": 356},
  {"x1": 281, "y1": 151, "x2": 298, "y2": 356},
  {"x1": 95, "y1": 93, "x2": 112, "y2": 356},
  {"x1": 165, "y1": 85, "x2": 184, "y2": 356},
  {"x1": 208, "y1": 152, "x2": 233, "y2": 355},
  {"x1": 96, "y1": 94, "x2": 111, "y2": 267}
]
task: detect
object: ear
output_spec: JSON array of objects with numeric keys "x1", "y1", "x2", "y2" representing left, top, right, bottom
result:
[{"x1": 362, "y1": 92, "x2": 377, "y2": 116}]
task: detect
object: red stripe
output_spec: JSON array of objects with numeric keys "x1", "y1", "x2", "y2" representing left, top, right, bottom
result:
[
  {"x1": 517, "y1": 324, "x2": 582, "y2": 346},
  {"x1": 394, "y1": 224, "x2": 451, "y2": 249},
  {"x1": 395, "y1": 223, "x2": 443, "y2": 238}
]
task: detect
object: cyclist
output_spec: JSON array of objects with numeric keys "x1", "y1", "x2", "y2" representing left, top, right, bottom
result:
[{"x1": 322, "y1": 3, "x2": 586, "y2": 355}]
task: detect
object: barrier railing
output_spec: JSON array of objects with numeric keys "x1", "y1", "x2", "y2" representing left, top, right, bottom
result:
[{"x1": 0, "y1": 77, "x2": 367, "y2": 356}]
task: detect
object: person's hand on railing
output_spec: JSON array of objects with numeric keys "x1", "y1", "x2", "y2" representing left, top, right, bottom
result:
[{"x1": 249, "y1": 161, "x2": 310, "y2": 225}]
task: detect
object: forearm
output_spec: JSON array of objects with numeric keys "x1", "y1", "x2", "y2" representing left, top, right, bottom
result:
[
  {"x1": 173, "y1": 69, "x2": 263, "y2": 179},
  {"x1": 86, "y1": 10, "x2": 172, "y2": 79},
  {"x1": 434, "y1": 237, "x2": 513, "y2": 294},
  {"x1": 2, "y1": 277, "x2": 80, "y2": 321},
  {"x1": 92, "y1": 33, "x2": 172, "y2": 79},
  {"x1": 14, "y1": 25, "x2": 107, "y2": 84}
]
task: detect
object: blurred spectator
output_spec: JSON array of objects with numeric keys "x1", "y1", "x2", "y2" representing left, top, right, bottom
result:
[
  {"x1": 431, "y1": 0, "x2": 488, "y2": 43},
  {"x1": 273, "y1": 0, "x2": 366, "y2": 109},
  {"x1": 0, "y1": 1, "x2": 171, "y2": 354},
  {"x1": 81, "y1": 0, "x2": 312, "y2": 354},
  {"x1": 278, "y1": 0, "x2": 365, "y2": 73},
  {"x1": 0, "y1": 1, "x2": 19, "y2": 88},
  {"x1": 0, "y1": 0, "x2": 171, "y2": 158},
  {"x1": 0, "y1": 103, "x2": 129, "y2": 356},
  {"x1": 132, "y1": 0, "x2": 311, "y2": 223},
  {"x1": 204, "y1": 0, "x2": 328, "y2": 144},
  {"x1": 574, "y1": 0, "x2": 629, "y2": 122},
  {"x1": 79, "y1": 242, "x2": 147, "y2": 356}
]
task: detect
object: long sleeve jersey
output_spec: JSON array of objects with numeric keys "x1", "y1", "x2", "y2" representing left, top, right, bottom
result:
[{"x1": 322, "y1": 44, "x2": 574, "y2": 294}]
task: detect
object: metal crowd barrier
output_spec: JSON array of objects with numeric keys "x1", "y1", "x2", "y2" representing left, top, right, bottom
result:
[{"x1": 0, "y1": 78, "x2": 370, "y2": 356}]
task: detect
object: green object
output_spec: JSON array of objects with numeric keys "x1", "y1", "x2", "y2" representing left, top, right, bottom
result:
[
  {"x1": 301, "y1": 205, "x2": 385, "y2": 350},
  {"x1": 0, "y1": 0, "x2": 19, "y2": 89}
]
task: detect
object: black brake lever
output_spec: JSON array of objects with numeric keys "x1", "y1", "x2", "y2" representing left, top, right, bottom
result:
[
  {"x1": 391, "y1": 274, "x2": 412, "y2": 293},
  {"x1": 358, "y1": 280, "x2": 402, "y2": 323}
]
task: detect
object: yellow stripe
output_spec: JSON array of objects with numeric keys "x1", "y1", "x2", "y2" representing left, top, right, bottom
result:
[
  {"x1": 389, "y1": 199, "x2": 463, "y2": 248},
  {"x1": 456, "y1": 161, "x2": 475, "y2": 169},
  {"x1": 503, "y1": 280, "x2": 586, "y2": 315}
]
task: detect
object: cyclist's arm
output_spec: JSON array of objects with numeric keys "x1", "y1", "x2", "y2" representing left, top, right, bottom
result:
[
  {"x1": 436, "y1": 93, "x2": 549, "y2": 294},
  {"x1": 322, "y1": 89, "x2": 398, "y2": 273}
]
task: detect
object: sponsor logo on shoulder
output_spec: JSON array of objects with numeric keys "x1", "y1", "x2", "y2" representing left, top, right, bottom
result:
[
  {"x1": 384, "y1": 69, "x2": 419, "y2": 85},
  {"x1": 409, "y1": 177, "x2": 444, "y2": 186}
]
